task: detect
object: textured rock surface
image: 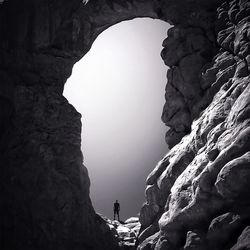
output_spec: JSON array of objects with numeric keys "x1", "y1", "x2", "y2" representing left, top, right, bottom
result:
[
  {"x1": 0, "y1": 1, "x2": 160, "y2": 249},
  {"x1": 231, "y1": 226, "x2": 250, "y2": 250},
  {"x1": 139, "y1": 0, "x2": 250, "y2": 249},
  {"x1": 0, "y1": 0, "x2": 249, "y2": 250},
  {"x1": 101, "y1": 216, "x2": 141, "y2": 249}
]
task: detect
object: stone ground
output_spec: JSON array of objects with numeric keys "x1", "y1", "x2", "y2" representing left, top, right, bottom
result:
[{"x1": 100, "y1": 216, "x2": 141, "y2": 250}]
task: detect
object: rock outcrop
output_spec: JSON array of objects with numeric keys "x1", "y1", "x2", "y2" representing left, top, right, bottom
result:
[
  {"x1": 0, "y1": 0, "x2": 249, "y2": 250},
  {"x1": 101, "y1": 216, "x2": 141, "y2": 249},
  {"x1": 139, "y1": 0, "x2": 250, "y2": 249}
]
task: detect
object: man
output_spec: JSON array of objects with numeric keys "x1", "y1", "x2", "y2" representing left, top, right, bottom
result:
[{"x1": 113, "y1": 200, "x2": 120, "y2": 221}]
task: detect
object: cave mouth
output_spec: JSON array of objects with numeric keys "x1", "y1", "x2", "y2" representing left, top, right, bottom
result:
[{"x1": 63, "y1": 18, "x2": 170, "y2": 220}]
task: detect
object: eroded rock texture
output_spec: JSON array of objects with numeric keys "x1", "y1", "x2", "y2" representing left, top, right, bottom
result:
[
  {"x1": 0, "y1": 0, "x2": 249, "y2": 250},
  {"x1": 139, "y1": 0, "x2": 250, "y2": 249},
  {"x1": 0, "y1": 1, "x2": 163, "y2": 250}
]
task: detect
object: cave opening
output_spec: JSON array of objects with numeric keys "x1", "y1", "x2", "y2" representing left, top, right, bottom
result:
[{"x1": 63, "y1": 18, "x2": 170, "y2": 220}]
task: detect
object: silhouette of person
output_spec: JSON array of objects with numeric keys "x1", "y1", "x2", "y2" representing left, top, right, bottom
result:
[{"x1": 113, "y1": 200, "x2": 120, "y2": 221}]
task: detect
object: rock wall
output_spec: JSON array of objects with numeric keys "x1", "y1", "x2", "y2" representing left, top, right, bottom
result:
[
  {"x1": 0, "y1": 1, "x2": 160, "y2": 250},
  {"x1": 0, "y1": 0, "x2": 249, "y2": 250},
  {"x1": 139, "y1": 0, "x2": 250, "y2": 249}
]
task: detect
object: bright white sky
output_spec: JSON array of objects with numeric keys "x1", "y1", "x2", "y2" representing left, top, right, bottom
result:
[{"x1": 63, "y1": 18, "x2": 170, "y2": 220}]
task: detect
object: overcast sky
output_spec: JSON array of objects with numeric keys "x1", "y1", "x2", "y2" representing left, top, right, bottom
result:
[{"x1": 63, "y1": 18, "x2": 170, "y2": 220}]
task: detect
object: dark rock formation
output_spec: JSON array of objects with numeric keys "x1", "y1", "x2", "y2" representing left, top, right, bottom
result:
[{"x1": 0, "y1": 0, "x2": 249, "y2": 250}]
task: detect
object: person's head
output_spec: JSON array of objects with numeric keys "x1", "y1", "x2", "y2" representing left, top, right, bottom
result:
[{"x1": 116, "y1": 200, "x2": 118, "y2": 202}]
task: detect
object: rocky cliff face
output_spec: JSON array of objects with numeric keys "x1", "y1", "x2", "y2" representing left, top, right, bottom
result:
[
  {"x1": 0, "y1": 0, "x2": 249, "y2": 250},
  {"x1": 139, "y1": 0, "x2": 250, "y2": 249}
]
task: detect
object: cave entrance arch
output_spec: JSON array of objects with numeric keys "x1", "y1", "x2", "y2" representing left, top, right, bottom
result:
[
  {"x1": 64, "y1": 17, "x2": 170, "y2": 220},
  {"x1": 0, "y1": 0, "x2": 225, "y2": 249}
]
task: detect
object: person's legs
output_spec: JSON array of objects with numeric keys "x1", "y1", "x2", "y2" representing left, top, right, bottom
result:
[{"x1": 114, "y1": 210, "x2": 119, "y2": 220}]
